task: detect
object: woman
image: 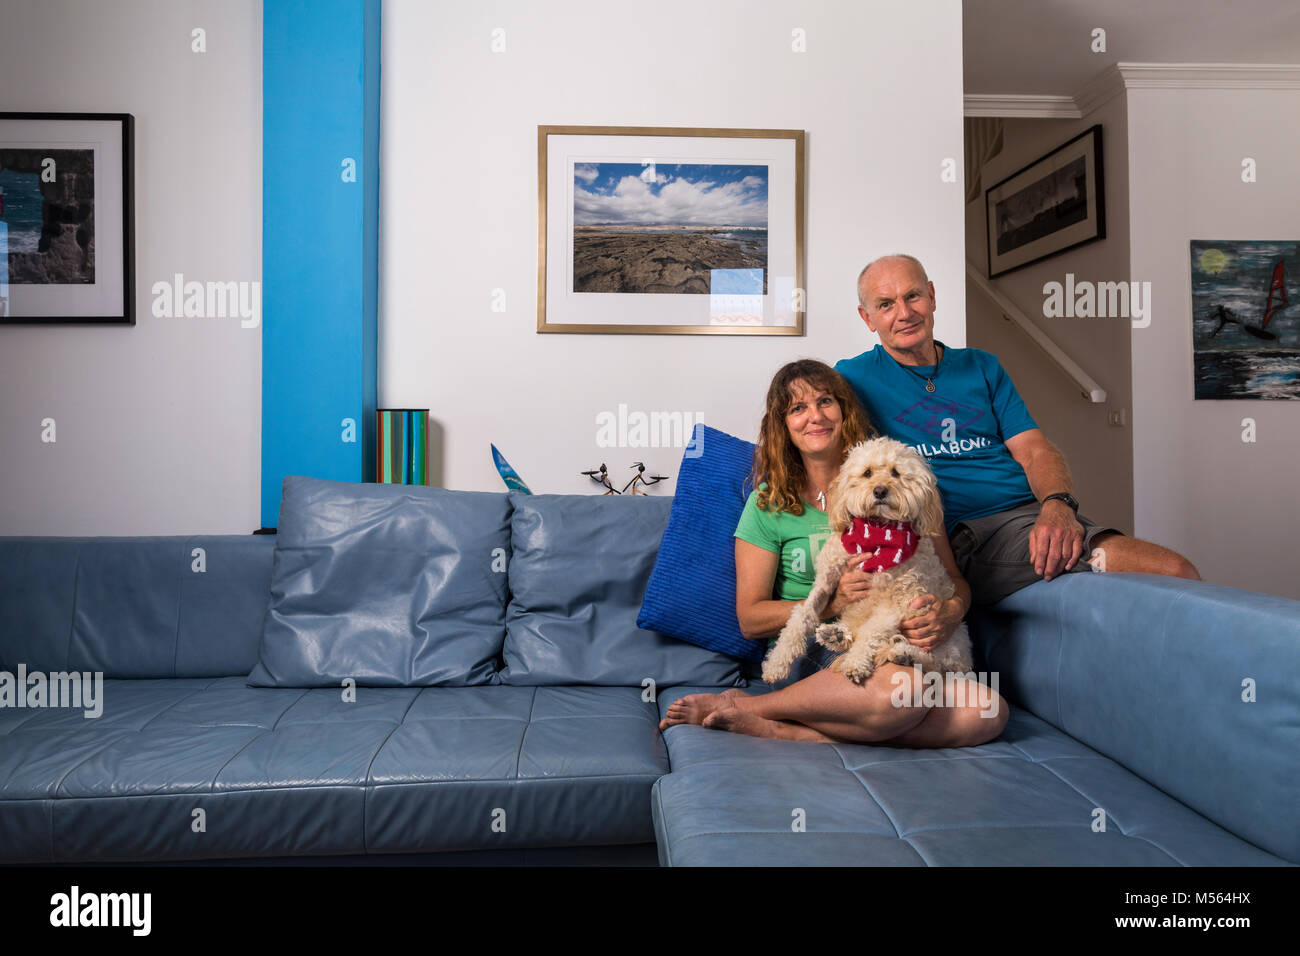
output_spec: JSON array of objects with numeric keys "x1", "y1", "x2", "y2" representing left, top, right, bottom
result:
[{"x1": 660, "y1": 359, "x2": 1009, "y2": 746}]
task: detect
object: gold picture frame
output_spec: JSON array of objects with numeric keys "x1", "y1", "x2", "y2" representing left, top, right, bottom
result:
[{"x1": 538, "y1": 125, "x2": 805, "y2": 335}]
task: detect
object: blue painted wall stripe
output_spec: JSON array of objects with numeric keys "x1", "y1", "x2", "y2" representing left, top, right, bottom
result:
[
  {"x1": 362, "y1": 0, "x2": 380, "y2": 495},
  {"x1": 261, "y1": 0, "x2": 380, "y2": 528}
]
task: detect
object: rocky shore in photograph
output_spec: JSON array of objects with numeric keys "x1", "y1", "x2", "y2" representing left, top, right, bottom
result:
[
  {"x1": 573, "y1": 228, "x2": 766, "y2": 294},
  {"x1": 1, "y1": 148, "x2": 96, "y2": 284}
]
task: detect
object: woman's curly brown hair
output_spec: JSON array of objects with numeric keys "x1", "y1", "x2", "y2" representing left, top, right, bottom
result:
[{"x1": 744, "y1": 359, "x2": 876, "y2": 515}]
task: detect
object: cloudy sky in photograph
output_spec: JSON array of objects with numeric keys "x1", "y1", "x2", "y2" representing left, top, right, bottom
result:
[{"x1": 573, "y1": 162, "x2": 768, "y2": 227}]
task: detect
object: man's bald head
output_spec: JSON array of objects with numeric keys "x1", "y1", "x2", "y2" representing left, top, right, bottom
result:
[
  {"x1": 857, "y1": 254, "x2": 930, "y2": 309},
  {"x1": 854, "y1": 254, "x2": 939, "y2": 363}
]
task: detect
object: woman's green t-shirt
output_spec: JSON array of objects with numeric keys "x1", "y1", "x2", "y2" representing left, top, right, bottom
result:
[{"x1": 733, "y1": 482, "x2": 834, "y2": 603}]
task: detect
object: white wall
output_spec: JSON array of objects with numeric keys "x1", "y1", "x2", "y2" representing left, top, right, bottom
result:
[
  {"x1": 1128, "y1": 86, "x2": 1300, "y2": 599},
  {"x1": 380, "y1": 0, "x2": 967, "y2": 494},
  {"x1": 964, "y1": 93, "x2": 1134, "y2": 533},
  {"x1": 0, "y1": 0, "x2": 262, "y2": 534}
]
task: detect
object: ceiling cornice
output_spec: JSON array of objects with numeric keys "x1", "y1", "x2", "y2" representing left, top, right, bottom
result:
[
  {"x1": 963, "y1": 94, "x2": 1079, "y2": 119},
  {"x1": 965, "y1": 62, "x2": 1300, "y2": 118},
  {"x1": 1071, "y1": 65, "x2": 1126, "y2": 116},
  {"x1": 1116, "y1": 62, "x2": 1300, "y2": 89}
]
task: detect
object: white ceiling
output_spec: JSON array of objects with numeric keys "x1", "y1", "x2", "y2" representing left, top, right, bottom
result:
[{"x1": 964, "y1": 0, "x2": 1300, "y2": 96}]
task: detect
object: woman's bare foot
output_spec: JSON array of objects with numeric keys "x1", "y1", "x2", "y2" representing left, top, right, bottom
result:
[
  {"x1": 702, "y1": 705, "x2": 834, "y2": 742},
  {"x1": 657, "y1": 688, "x2": 750, "y2": 730}
]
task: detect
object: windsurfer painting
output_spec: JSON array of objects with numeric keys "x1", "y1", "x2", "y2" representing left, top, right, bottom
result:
[
  {"x1": 1207, "y1": 260, "x2": 1287, "y2": 341},
  {"x1": 1194, "y1": 242, "x2": 1298, "y2": 400}
]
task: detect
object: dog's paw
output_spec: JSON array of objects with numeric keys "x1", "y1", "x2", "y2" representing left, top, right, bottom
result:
[
  {"x1": 761, "y1": 660, "x2": 789, "y2": 684},
  {"x1": 835, "y1": 656, "x2": 876, "y2": 685},
  {"x1": 814, "y1": 622, "x2": 852, "y2": 651},
  {"x1": 874, "y1": 632, "x2": 914, "y2": 668}
]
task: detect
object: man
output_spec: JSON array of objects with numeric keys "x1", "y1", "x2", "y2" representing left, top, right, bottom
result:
[{"x1": 834, "y1": 254, "x2": 1199, "y2": 606}]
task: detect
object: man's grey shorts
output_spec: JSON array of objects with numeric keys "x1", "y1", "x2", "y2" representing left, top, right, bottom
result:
[{"x1": 950, "y1": 501, "x2": 1124, "y2": 606}]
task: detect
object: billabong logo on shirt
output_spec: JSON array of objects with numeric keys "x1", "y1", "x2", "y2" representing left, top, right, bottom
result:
[{"x1": 909, "y1": 437, "x2": 995, "y2": 458}]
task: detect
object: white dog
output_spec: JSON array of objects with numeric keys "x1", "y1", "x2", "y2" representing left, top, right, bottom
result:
[{"x1": 762, "y1": 437, "x2": 973, "y2": 685}]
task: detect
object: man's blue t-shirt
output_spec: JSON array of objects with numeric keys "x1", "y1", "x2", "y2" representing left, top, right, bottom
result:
[{"x1": 834, "y1": 343, "x2": 1038, "y2": 533}]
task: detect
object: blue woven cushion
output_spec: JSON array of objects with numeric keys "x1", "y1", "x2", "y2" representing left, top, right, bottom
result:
[
  {"x1": 637, "y1": 424, "x2": 763, "y2": 662},
  {"x1": 247, "y1": 476, "x2": 511, "y2": 687}
]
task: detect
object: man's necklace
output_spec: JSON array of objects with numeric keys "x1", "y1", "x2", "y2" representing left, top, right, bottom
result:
[{"x1": 899, "y1": 342, "x2": 943, "y2": 393}]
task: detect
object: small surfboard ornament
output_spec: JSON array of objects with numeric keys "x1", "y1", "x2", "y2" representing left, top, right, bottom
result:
[{"x1": 491, "y1": 444, "x2": 532, "y2": 494}]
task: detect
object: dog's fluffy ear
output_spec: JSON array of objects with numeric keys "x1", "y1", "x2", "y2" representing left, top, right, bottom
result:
[
  {"x1": 826, "y1": 472, "x2": 854, "y2": 533},
  {"x1": 826, "y1": 492, "x2": 850, "y2": 534},
  {"x1": 916, "y1": 476, "x2": 946, "y2": 538}
]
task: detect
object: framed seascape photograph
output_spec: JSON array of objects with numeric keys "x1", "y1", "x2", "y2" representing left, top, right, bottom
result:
[
  {"x1": 0, "y1": 112, "x2": 135, "y2": 324},
  {"x1": 1191, "y1": 239, "x2": 1298, "y2": 400},
  {"x1": 985, "y1": 124, "x2": 1105, "y2": 279},
  {"x1": 538, "y1": 125, "x2": 805, "y2": 334}
]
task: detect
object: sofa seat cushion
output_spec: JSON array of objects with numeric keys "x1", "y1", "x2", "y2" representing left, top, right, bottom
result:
[
  {"x1": 651, "y1": 686, "x2": 1292, "y2": 867},
  {"x1": 0, "y1": 680, "x2": 666, "y2": 862},
  {"x1": 365, "y1": 685, "x2": 668, "y2": 853}
]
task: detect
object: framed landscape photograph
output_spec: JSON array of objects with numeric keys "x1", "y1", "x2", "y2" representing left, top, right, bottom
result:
[
  {"x1": 985, "y1": 124, "x2": 1104, "y2": 279},
  {"x1": 0, "y1": 112, "x2": 135, "y2": 324},
  {"x1": 538, "y1": 125, "x2": 805, "y2": 334}
]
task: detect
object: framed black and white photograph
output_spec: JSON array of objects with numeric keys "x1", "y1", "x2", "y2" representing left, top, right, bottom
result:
[
  {"x1": 538, "y1": 125, "x2": 804, "y2": 334},
  {"x1": 985, "y1": 124, "x2": 1104, "y2": 279},
  {"x1": 0, "y1": 112, "x2": 135, "y2": 324}
]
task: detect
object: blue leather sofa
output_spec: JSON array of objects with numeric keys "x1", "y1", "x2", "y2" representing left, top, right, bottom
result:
[{"x1": 1, "y1": 492, "x2": 1296, "y2": 865}]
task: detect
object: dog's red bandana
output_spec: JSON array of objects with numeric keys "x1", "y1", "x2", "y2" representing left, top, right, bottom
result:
[{"x1": 840, "y1": 518, "x2": 918, "y2": 572}]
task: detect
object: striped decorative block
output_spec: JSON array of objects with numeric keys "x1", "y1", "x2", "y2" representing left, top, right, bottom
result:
[{"x1": 376, "y1": 408, "x2": 428, "y2": 484}]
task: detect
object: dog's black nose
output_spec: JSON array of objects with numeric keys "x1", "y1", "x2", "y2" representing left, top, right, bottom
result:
[{"x1": 873, "y1": 486, "x2": 888, "y2": 499}]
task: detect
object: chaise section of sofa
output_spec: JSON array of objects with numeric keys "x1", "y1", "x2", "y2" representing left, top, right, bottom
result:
[
  {"x1": 650, "y1": 572, "x2": 1300, "y2": 866},
  {"x1": 652, "y1": 693, "x2": 1289, "y2": 866}
]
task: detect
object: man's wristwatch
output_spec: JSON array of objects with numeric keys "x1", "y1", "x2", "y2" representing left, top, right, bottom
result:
[{"x1": 1041, "y1": 492, "x2": 1079, "y2": 513}]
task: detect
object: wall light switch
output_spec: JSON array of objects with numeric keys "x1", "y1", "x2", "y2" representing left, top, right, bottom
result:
[{"x1": 1107, "y1": 408, "x2": 1127, "y2": 427}]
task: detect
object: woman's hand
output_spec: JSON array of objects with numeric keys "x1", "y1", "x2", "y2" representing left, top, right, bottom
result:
[
  {"x1": 820, "y1": 553, "x2": 874, "y2": 620},
  {"x1": 899, "y1": 594, "x2": 966, "y2": 652}
]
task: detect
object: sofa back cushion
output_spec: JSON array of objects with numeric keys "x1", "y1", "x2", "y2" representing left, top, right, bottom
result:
[
  {"x1": 0, "y1": 535, "x2": 274, "y2": 678},
  {"x1": 246, "y1": 476, "x2": 511, "y2": 687},
  {"x1": 500, "y1": 493, "x2": 741, "y2": 686}
]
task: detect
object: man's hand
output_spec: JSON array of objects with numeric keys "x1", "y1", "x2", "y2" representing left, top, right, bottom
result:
[
  {"x1": 1030, "y1": 499, "x2": 1084, "y2": 580},
  {"x1": 821, "y1": 552, "x2": 874, "y2": 620},
  {"x1": 900, "y1": 594, "x2": 964, "y2": 652}
]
